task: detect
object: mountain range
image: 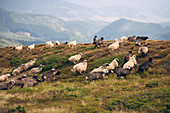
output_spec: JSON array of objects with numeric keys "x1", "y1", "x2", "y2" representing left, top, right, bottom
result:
[
  {"x1": 0, "y1": 9, "x2": 170, "y2": 47},
  {"x1": 96, "y1": 18, "x2": 170, "y2": 40},
  {"x1": 0, "y1": 8, "x2": 108, "y2": 47}
]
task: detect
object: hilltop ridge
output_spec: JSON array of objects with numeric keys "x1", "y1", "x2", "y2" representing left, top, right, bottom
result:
[{"x1": 0, "y1": 39, "x2": 169, "y2": 112}]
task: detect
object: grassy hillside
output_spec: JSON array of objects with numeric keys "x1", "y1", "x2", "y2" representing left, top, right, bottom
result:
[{"x1": 0, "y1": 40, "x2": 169, "y2": 113}]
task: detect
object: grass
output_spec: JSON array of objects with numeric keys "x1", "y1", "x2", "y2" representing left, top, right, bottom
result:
[{"x1": 0, "y1": 40, "x2": 169, "y2": 113}]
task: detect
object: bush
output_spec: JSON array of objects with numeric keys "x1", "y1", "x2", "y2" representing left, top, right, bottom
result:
[
  {"x1": 7, "y1": 105, "x2": 26, "y2": 113},
  {"x1": 146, "y1": 81, "x2": 159, "y2": 88}
]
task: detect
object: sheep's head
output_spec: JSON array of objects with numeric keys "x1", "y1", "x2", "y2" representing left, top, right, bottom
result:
[
  {"x1": 9, "y1": 80, "x2": 15, "y2": 85},
  {"x1": 40, "y1": 64, "x2": 44, "y2": 67},
  {"x1": 115, "y1": 58, "x2": 119, "y2": 62},
  {"x1": 103, "y1": 63, "x2": 109, "y2": 68},
  {"x1": 149, "y1": 58, "x2": 153, "y2": 62},
  {"x1": 79, "y1": 53, "x2": 83, "y2": 56},
  {"x1": 132, "y1": 55, "x2": 137, "y2": 65},
  {"x1": 129, "y1": 51, "x2": 132, "y2": 54},
  {"x1": 6, "y1": 74, "x2": 10, "y2": 77},
  {"x1": 103, "y1": 69, "x2": 109, "y2": 74},
  {"x1": 56, "y1": 70, "x2": 61, "y2": 75}
]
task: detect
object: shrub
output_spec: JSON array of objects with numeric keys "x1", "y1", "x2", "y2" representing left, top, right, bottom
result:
[
  {"x1": 145, "y1": 81, "x2": 159, "y2": 88},
  {"x1": 7, "y1": 105, "x2": 26, "y2": 113},
  {"x1": 16, "y1": 105, "x2": 26, "y2": 113}
]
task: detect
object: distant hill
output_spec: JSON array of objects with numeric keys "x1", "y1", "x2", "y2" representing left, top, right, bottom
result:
[
  {"x1": 0, "y1": 9, "x2": 108, "y2": 47},
  {"x1": 95, "y1": 18, "x2": 170, "y2": 40}
]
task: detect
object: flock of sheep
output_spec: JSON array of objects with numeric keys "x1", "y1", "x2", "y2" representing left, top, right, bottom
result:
[{"x1": 0, "y1": 36, "x2": 153, "y2": 90}]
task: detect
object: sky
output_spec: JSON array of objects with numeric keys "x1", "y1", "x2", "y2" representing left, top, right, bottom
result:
[
  {"x1": 64, "y1": 0, "x2": 170, "y2": 23},
  {"x1": 0, "y1": 0, "x2": 170, "y2": 23}
]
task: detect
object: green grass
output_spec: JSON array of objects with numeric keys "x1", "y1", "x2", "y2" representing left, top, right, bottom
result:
[{"x1": 0, "y1": 40, "x2": 169, "y2": 113}]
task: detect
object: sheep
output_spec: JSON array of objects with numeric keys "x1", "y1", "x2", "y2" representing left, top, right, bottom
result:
[
  {"x1": 63, "y1": 42, "x2": 68, "y2": 45},
  {"x1": 46, "y1": 70, "x2": 61, "y2": 83},
  {"x1": 106, "y1": 58, "x2": 119, "y2": 73},
  {"x1": 30, "y1": 64, "x2": 44, "y2": 74},
  {"x1": 90, "y1": 63, "x2": 109, "y2": 74},
  {"x1": 136, "y1": 36, "x2": 149, "y2": 40},
  {"x1": 46, "y1": 41, "x2": 54, "y2": 48},
  {"x1": 124, "y1": 51, "x2": 133, "y2": 63},
  {"x1": 55, "y1": 40, "x2": 60, "y2": 45},
  {"x1": 128, "y1": 36, "x2": 136, "y2": 42},
  {"x1": 41, "y1": 69, "x2": 56, "y2": 82},
  {"x1": 86, "y1": 69, "x2": 108, "y2": 82},
  {"x1": 23, "y1": 58, "x2": 37, "y2": 71},
  {"x1": 93, "y1": 36, "x2": 97, "y2": 45},
  {"x1": 12, "y1": 79, "x2": 24, "y2": 86},
  {"x1": 21, "y1": 75, "x2": 41, "y2": 88},
  {"x1": 69, "y1": 53, "x2": 83, "y2": 64},
  {"x1": 114, "y1": 66, "x2": 133, "y2": 79},
  {"x1": 138, "y1": 45, "x2": 148, "y2": 55},
  {"x1": 123, "y1": 55, "x2": 137, "y2": 69},
  {"x1": 68, "y1": 40, "x2": 76, "y2": 48},
  {"x1": 14, "y1": 45, "x2": 23, "y2": 51},
  {"x1": 115, "y1": 36, "x2": 126, "y2": 44},
  {"x1": 27, "y1": 44, "x2": 35, "y2": 50},
  {"x1": 71, "y1": 60, "x2": 87, "y2": 75},
  {"x1": 12, "y1": 64, "x2": 25, "y2": 76},
  {"x1": 93, "y1": 37, "x2": 105, "y2": 48},
  {"x1": 135, "y1": 38, "x2": 142, "y2": 46},
  {"x1": 107, "y1": 42, "x2": 113, "y2": 47},
  {"x1": 108, "y1": 40, "x2": 119, "y2": 54},
  {"x1": 0, "y1": 81, "x2": 15, "y2": 90},
  {"x1": 138, "y1": 58, "x2": 153, "y2": 72},
  {"x1": 0, "y1": 74, "x2": 10, "y2": 82}
]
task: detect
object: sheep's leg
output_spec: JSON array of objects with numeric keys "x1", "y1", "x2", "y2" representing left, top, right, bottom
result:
[
  {"x1": 109, "y1": 48, "x2": 114, "y2": 54},
  {"x1": 102, "y1": 43, "x2": 105, "y2": 47},
  {"x1": 77, "y1": 71, "x2": 83, "y2": 75}
]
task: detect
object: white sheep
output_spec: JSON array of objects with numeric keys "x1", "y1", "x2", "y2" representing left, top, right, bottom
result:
[
  {"x1": 71, "y1": 60, "x2": 87, "y2": 75},
  {"x1": 55, "y1": 40, "x2": 60, "y2": 45},
  {"x1": 30, "y1": 64, "x2": 44, "y2": 74},
  {"x1": 0, "y1": 74, "x2": 10, "y2": 82},
  {"x1": 15, "y1": 45, "x2": 23, "y2": 51},
  {"x1": 46, "y1": 41, "x2": 54, "y2": 48},
  {"x1": 115, "y1": 36, "x2": 126, "y2": 44},
  {"x1": 123, "y1": 55, "x2": 137, "y2": 69},
  {"x1": 90, "y1": 63, "x2": 109, "y2": 74},
  {"x1": 138, "y1": 45, "x2": 148, "y2": 55},
  {"x1": 69, "y1": 53, "x2": 83, "y2": 64},
  {"x1": 23, "y1": 58, "x2": 37, "y2": 71},
  {"x1": 27, "y1": 44, "x2": 35, "y2": 50},
  {"x1": 108, "y1": 40, "x2": 119, "y2": 54},
  {"x1": 12, "y1": 64, "x2": 25, "y2": 76},
  {"x1": 68, "y1": 40, "x2": 76, "y2": 48},
  {"x1": 106, "y1": 58, "x2": 119, "y2": 73}
]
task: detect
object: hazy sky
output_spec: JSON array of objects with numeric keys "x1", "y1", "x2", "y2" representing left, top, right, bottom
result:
[
  {"x1": 0, "y1": 0, "x2": 170, "y2": 23},
  {"x1": 64, "y1": 0, "x2": 170, "y2": 22}
]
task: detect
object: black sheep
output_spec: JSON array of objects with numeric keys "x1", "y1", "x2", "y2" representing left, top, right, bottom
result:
[
  {"x1": 41, "y1": 69, "x2": 56, "y2": 82},
  {"x1": 46, "y1": 70, "x2": 61, "y2": 83},
  {"x1": 128, "y1": 36, "x2": 136, "y2": 42},
  {"x1": 136, "y1": 36, "x2": 149, "y2": 40},
  {"x1": 0, "y1": 81, "x2": 15, "y2": 90},
  {"x1": 86, "y1": 70, "x2": 108, "y2": 82},
  {"x1": 135, "y1": 38, "x2": 143, "y2": 46},
  {"x1": 123, "y1": 51, "x2": 132, "y2": 63},
  {"x1": 114, "y1": 67, "x2": 133, "y2": 79},
  {"x1": 21, "y1": 75, "x2": 41, "y2": 88},
  {"x1": 138, "y1": 58, "x2": 153, "y2": 72}
]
